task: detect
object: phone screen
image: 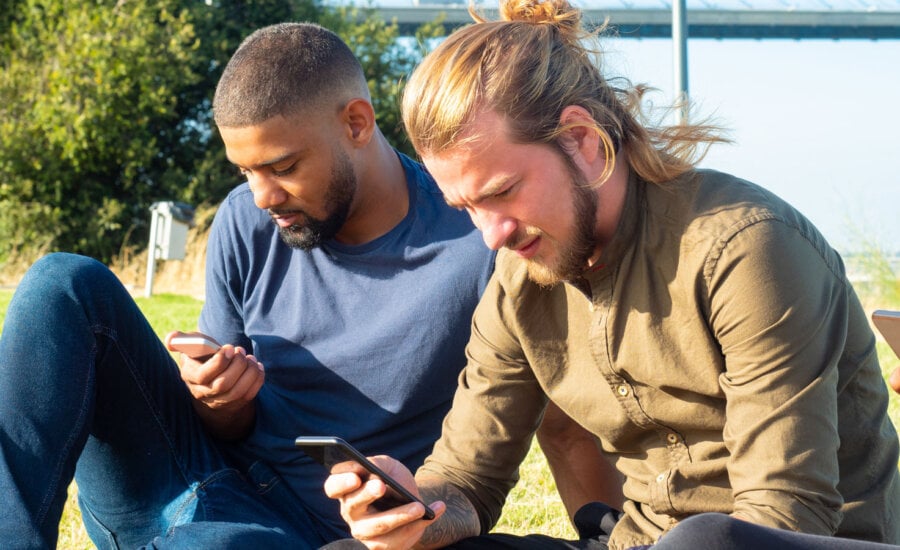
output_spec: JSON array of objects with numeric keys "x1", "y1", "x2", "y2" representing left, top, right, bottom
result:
[{"x1": 295, "y1": 436, "x2": 435, "y2": 519}]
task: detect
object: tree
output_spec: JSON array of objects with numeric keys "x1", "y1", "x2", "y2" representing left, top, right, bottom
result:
[
  {"x1": 323, "y1": 4, "x2": 445, "y2": 158},
  {"x1": 0, "y1": 0, "x2": 200, "y2": 263},
  {"x1": 0, "y1": 0, "x2": 445, "y2": 267},
  {"x1": 0, "y1": 0, "x2": 321, "y2": 264}
]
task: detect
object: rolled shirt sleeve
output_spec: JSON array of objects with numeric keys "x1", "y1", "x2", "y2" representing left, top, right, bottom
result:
[{"x1": 419, "y1": 267, "x2": 549, "y2": 533}]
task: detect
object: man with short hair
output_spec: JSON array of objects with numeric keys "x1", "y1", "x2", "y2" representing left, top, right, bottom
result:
[
  {"x1": 0, "y1": 23, "x2": 495, "y2": 548},
  {"x1": 325, "y1": 1, "x2": 900, "y2": 548}
]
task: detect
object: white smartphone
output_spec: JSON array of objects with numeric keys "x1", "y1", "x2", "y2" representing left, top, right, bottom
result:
[
  {"x1": 294, "y1": 436, "x2": 435, "y2": 519},
  {"x1": 169, "y1": 335, "x2": 221, "y2": 360}
]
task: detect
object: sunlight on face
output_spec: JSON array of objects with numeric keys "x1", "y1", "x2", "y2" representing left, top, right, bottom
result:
[{"x1": 423, "y1": 111, "x2": 601, "y2": 286}]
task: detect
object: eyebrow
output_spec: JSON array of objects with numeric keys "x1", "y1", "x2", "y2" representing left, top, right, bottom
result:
[
  {"x1": 444, "y1": 175, "x2": 513, "y2": 209},
  {"x1": 227, "y1": 152, "x2": 296, "y2": 171}
]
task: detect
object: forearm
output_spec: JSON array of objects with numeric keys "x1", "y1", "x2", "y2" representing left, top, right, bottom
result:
[
  {"x1": 537, "y1": 402, "x2": 624, "y2": 520},
  {"x1": 192, "y1": 399, "x2": 256, "y2": 441},
  {"x1": 415, "y1": 474, "x2": 481, "y2": 549}
]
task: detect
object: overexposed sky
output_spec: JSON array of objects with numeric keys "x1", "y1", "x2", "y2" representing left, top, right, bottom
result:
[{"x1": 600, "y1": 37, "x2": 900, "y2": 254}]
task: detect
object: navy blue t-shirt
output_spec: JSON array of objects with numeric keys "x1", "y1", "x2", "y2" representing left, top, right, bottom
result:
[{"x1": 199, "y1": 152, "x2": 494, "y2": 537}]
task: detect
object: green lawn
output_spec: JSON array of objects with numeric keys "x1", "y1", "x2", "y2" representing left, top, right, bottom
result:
[{"x1": 1, "y1": 286, "x2": 898, "y2": 548}]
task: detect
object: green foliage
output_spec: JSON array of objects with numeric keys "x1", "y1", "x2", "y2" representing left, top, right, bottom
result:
[
  {"x1": 0, "y1": 199, "x2": 61, "y2": 263},
  {"x1": 0, "y1": 0, "x2": 445, "y2": 268},
  {"x1": 0, "y1": 0, "x2": 201, "y2": 263},
  {"x1": 321, "y1": 3, "x2": 445, "y2": 157}
]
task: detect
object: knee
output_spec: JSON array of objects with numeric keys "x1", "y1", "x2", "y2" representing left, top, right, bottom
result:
[
  {"x1": 22, "y1": 253, "x2": 115, "y2": 293},
  {"x1": 27, "y1": 252, "x2": 107, "y2": 280},
  {"x1": 12, "y1": 254, "x2": 124, "y2": 321},
  {"x1": 677, "y1": 512, "x2": 735, "y2": 532},
  {"x1": 656, "y1": 513, "x2": 738, "y2": 548}
]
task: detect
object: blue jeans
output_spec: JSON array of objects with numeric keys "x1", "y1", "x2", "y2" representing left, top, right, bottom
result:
[{"x1": 0, "y1": 253, "x2": 325, "y2": 549}]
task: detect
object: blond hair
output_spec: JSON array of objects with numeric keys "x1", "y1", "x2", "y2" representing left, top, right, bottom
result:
[{"x1": 401, "y1": 0, "x2": 728, "y2": 186}]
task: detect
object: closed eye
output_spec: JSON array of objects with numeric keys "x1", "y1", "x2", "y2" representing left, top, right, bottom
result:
[
  {"x1": 493, "y1": 181, "x2": 516, "y2": 199},
  {"x1": 272, "y1": 163, "x2": 297, "y2": 177}
]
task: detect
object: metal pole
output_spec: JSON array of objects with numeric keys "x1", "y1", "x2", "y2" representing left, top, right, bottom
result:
[
  {"x1": 673, "y1": 0, "x2": 689, "y2": 124},
  {"x1": 144, "y1": 209, "x2": 159, "y2": 297}
]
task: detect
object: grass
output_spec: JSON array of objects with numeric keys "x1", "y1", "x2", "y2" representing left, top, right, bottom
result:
[{"x1": 1, "y1": 260, "x2": 898, "y2": 547}]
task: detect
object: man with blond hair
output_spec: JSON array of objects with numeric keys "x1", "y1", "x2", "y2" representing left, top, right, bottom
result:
[{"x1": 325, "y1": 1, "x2": 900, "y2": 548}]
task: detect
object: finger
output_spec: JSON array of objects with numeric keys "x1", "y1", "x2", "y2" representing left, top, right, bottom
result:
[
  {"x1": 163, "y1": 330, "x2": 185, "y2": 351},
  {"x1": 194, "y1": 355, "x2": 262, "y2": 405},
  {"x1": 324, "y1": 471, "x2": 364, "y2": 500},
  {"x1": 349, "y1": 500, "x2": 443, "y2": 548},
  {"x1": 351, "y1": 478, "x2": 429, "y2": 524},
  {"x1": 212, "y1": 357, "x2": 265, "y2": 404},
  {"x1": 890, "y1": 367, "x2": 900, "y2": 394},
  {"x1": 182, "y1": 345, "x2": 239, "y2": 386}
]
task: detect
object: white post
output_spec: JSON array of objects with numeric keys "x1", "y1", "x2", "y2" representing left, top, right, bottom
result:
[{"x1": 144, "y1": 207, "x2": 160, "y2": 297}]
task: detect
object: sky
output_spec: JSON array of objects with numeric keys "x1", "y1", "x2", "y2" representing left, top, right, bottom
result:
[{"x1": 596, "y1": 36, "x2": 900, "y2": 255}]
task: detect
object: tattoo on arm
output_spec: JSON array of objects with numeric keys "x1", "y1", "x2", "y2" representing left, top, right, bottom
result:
[{"x1": 418, "y1": 478, "x2": 481, "y2": 548}]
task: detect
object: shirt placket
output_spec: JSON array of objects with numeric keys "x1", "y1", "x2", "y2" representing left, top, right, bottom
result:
[{"x1": 585, "y1": 266, "x2": 691, "y2": 518}]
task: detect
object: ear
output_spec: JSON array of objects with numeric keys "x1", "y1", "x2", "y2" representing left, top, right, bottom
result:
[
  {"x1": 558, "y1": 105, "x2": 602, "y2": 167},
  {"x1": 342, "y1": 98, "x2": 377, "y2": 147}
]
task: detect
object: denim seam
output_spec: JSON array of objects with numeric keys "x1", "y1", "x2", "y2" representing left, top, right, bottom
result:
[
  {"x1": 35, "y1": 340, "x2": 97, "y2": 529},
  {"x1": 99, "y1": 325, "x2": 197, "y2": 489}
]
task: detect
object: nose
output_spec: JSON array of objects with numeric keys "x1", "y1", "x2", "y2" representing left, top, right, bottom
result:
[
  {"x1": 471, "y1": 208, "x2": 517, "y2": 251},
  {"x1": 248, "y1": 174, "x2": 287, "y2": 210}
]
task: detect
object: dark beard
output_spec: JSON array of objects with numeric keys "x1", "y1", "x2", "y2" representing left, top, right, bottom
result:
[{"x1": 277, "y1": 150, "x2": 356, "y2": 251}]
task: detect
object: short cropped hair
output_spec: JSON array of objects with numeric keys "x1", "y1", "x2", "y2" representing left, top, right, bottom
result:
[{"x1": 214, "y1": 22, "x2": 369, "y2": 128}]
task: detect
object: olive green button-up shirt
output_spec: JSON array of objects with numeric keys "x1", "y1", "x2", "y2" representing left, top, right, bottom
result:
[{"x1": 420, "y1": 170, "x2": 900, "y2": 549}]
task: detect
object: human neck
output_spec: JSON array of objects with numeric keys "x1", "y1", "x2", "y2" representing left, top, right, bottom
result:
[
  {"x1": 589, "y1": 152, "x2": 630, "y2": 262},
  {"x1": 334, "y1": 133, "x2": 409, "y2": 245}
]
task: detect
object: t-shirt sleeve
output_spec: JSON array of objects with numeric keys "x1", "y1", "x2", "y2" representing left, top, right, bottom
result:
[{"x1": 198, "y1": 194, "x2": 253, "y2": 352}]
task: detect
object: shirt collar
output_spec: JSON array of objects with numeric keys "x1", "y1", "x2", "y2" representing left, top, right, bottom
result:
[{"x1": 580, "y1": 170, "x2": 644, "y2": 279}]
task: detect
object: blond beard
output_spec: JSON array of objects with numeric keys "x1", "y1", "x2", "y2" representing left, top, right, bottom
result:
[
  {"x1": 522, "y1": 238, "x2": 585, "y2": 287},
  {"x1": 521, "y1": 189, "x2": 598, "y2": 287},
  {"x1": 525, "y1": 260, "x2": 561, "y2": 287}
]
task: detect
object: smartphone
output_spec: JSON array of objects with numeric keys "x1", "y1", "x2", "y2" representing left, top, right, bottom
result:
[
  {"x1": 873, "y1": 310, "x2": 900, "y2": 360},
  {"x1": 169, "y1": 334, "x2": 221, "y2": 360},
  {"x1": 294, "y1": 436, "x2": 435, "y2": 519}
]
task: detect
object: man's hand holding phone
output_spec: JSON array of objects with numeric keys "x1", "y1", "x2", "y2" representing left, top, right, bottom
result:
[
  {"x1": 319, "y1": 447, "x2": 445, "y2": 549},
  {"x1": 165, "y1": 331, "x2": 265, "y2": 440}
]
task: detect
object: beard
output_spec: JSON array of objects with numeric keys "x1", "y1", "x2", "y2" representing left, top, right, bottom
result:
[
  {"x1": 522, "y1": 168, "x2": 598, "y2": 286},
  {"x1": 274, "y1": 149, "x2": 356, "y2": 251}
]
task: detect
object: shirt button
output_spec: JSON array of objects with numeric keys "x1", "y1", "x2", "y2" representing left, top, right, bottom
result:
[
  {"x1": 666, "y1": 433, "x2": 679, "y2": 444},
  {"x1": 656, "y1": 473, "x2": 666, "y2": 483},
  {"x1": 616, "y1": 385, "x2": 629, "y2": 397}
]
